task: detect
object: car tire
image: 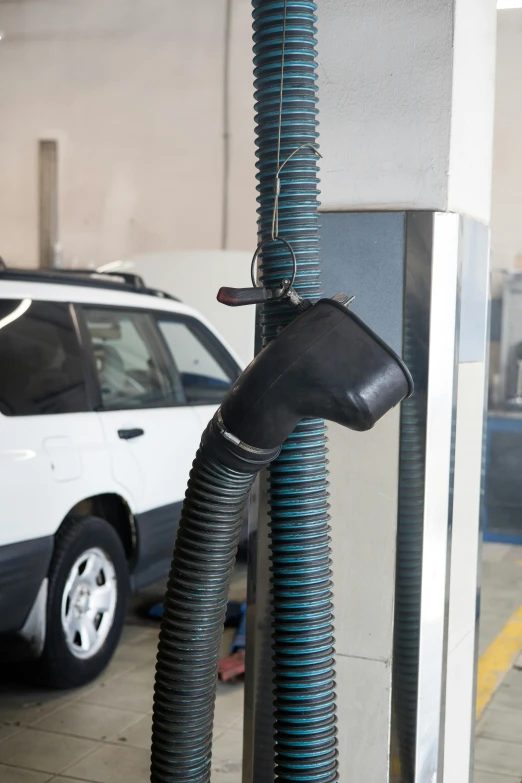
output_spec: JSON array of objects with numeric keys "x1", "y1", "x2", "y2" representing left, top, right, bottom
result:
[{"x1": 37, "y1": 515, "x2": 128, "y2": 689}]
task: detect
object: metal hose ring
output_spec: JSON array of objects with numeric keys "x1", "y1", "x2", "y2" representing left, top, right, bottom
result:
[{"x1": 251, "y1": 236, "x2": 297, "y2": 296}]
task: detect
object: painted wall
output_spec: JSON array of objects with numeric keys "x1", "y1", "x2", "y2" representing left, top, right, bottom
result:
[
  {"x1": 491, "y1": 9, "x2": 522, "y2": 274},
  {"x1": 0, "y1": 0, "x2": 511, "y2": 273},
  {"x1": 0, "y1": 0, "x2": 257, "y2": 268}
]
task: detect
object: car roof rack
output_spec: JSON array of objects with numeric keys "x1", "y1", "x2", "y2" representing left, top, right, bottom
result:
[{"x1": 0, "y1": 264, "x2": 179, "y2": 301}]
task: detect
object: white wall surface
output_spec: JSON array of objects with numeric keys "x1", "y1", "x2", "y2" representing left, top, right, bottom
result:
[
  {"x1": 491, "y1": 9, "x2": 522, "y2": 272},
  {"x1": 317, "y1": 0, "x2": 497, "y2": 224},
  {"x1": 0, "y1": 0, "x2": 509, "y2": 270},
  {"x1": 328, "y1": 411, "x2": 400, "y2": 782},
  {"x1": 111, "y1": 251, "x2": 256, "y2": 366},
  {"x1": 448, "y1": 0, "x2": 497, "y2": 222},
  {"x1": 0, "y1": 0, "x2": 257, "y2": 268}
]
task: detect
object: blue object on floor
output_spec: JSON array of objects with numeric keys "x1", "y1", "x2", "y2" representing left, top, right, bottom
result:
[
  {"x1": 231, "y1": 602, "x2": 247, "y2": 653},
  {"x1": 147, "y1": 600, "x2": 245, "y2": 626}
]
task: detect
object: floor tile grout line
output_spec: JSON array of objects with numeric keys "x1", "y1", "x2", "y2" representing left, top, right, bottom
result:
[
  {"x1": 0, "y1": 702, "x2": 242, "y2": 756},
  {"x1": 479, "y1": 730, "x2": 522, "y2": 746},
  {"x1": 8, "y1": 716, "x2": 246, "y2": 758},
  {"x1": 476, "y1": 603, "x2": 522, "y2": 720},
  {"x1": 475, "y1": 764, "x2": 522, "y2": 779},
  {"x1": 0, "y1": 757, "x2": 95, "y2": 778},
  {"x1": 4, "y1": 715, "x2": 152, "y2": 747},
  {"x1": 73, "y1": 701, "x2": 152, "y2": 714},
  {"x1": 0, "y1": 660, "x2": 151, "y2": 732},
  {"x1": 57, "y1": 736, "x2": 104, "y2": 778},
  {"x1": 2, "y1": 709, "x2": 151, "y2": 739},
  {"x1": 45, "y1": 773, "x2": 107, "y2": 783},
  {"x1": 478, "y1": 701, "x2": 522, "y2": 718},
  {"x1": 0, "y1": 727, "x2": 23, "y2": 746},
  {"x1": 58, "y1": 739, "x2": 118, "y2": 779}
]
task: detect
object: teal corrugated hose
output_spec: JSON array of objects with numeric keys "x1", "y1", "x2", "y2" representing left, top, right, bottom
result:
[
  {"x1": 253, "y1": 1, "x2": 338, "y2": 780},
  {"x1": 150, "y1": 3, "x2": 338, "y2": 781}
]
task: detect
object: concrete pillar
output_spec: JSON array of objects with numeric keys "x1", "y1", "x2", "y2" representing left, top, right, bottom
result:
[
  {"x1": 315, "y1": 2, "x2": 497, "y2": 782},
  {"x1": 244, "y1": 2, "x2": 497, "y2": 781}
]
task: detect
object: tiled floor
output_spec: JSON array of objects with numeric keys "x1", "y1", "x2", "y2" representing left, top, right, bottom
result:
[
  {"x1": 475, "y1": 543, "x2": 522, "y2": 783},
  {"x1": 0, "y1": 567, "x2": 247, "y2": 783},
  {"x1": 2, "y1": 546, "x2": 522, "y2": 782}
]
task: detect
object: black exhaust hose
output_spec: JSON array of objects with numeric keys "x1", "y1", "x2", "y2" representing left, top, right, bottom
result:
[
  {"x1": 151, "y1": 299, "x2": 412, "y2": 783},
  {"x1": 151, "y1": 433, "x2": 276, "y2": 783}
]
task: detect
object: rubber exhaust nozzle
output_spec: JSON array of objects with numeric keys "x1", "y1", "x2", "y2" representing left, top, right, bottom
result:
[{"x1": 219, "y1": 297, "x2": 413, "y2": 452}]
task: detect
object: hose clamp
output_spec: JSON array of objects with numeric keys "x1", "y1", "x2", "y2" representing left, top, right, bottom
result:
[{"x1": 215, "y1": 410, "x2": 281, "y2": 459}]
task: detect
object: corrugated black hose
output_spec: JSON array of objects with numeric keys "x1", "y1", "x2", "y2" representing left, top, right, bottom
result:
[{"x1": 150, "y1": 298, "x2": 413, "y2": 783}]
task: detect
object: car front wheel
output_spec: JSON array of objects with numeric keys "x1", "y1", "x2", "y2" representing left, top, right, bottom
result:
[{"x1": 38, "y1": 515, "x2": 128, "y2": 689}]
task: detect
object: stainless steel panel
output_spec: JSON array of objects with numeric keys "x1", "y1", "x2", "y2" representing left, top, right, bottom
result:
[
  {"x1": 392, "y1": 214, "x2": 489, "y2": 783},
  {"x1": 443, "y1": 220, "x2": 490, "y2": 783},
  {"x1": 414, "y1": 213, "x2": 460, "y2": 783},
  {"x1": 391, "y1": 213, "x2": 461, "y2": 783},
  {"x1": 243, "y1": 212, "x2": 488, "y2": 783}
]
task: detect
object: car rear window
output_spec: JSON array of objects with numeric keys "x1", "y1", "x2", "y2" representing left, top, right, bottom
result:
[
  {"x1": 81, "y1": 306, "x2": 185, "y2": 409},
  {"x1": 157, "y1": 317, "x2": 238, "y2": 405},
  {"x1": 0, "y1": 299, "x2": 89, "y2": 416}
]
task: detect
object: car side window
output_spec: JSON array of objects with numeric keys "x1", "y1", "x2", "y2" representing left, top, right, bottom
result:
[
  {"x1": 0, "y1": 299, "x2": 89, "y2": 416},
  {"x1": 157, "y1": 316, "x2": 239, "y2": 405},
  {"x1": 82, "y1": 307, "x2": 184, "y2": 409}
]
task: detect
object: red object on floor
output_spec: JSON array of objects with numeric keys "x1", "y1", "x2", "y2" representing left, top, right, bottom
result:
[{"x1": 218, "y1": 651, "x2": 245, "y2": 682}]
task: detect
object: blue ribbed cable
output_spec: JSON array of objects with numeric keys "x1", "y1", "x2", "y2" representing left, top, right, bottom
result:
[{"x1": 253, "y1": 2, "x2": 338, "y2": 781}]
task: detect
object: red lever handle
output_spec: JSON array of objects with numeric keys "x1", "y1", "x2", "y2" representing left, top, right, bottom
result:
[{"x1": 217, "y1": 286, "x2": 272, "y2": 307}]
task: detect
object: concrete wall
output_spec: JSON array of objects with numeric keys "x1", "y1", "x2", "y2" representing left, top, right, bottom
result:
[
  {"x1": 317, "y1": 0, "x2": 497, "y2": 225},
  {"x1": 0, "y1": 0, "x2": 257, "y2": 268}
]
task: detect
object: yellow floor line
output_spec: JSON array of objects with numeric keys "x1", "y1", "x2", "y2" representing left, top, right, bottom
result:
[{"x1": 476, "y1": 604, "x2": 522, "y2": 719}]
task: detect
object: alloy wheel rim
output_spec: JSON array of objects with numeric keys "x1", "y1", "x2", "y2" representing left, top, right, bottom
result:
[{"x1": 61, "y1": 547, "x2": 117, "y2": 660}]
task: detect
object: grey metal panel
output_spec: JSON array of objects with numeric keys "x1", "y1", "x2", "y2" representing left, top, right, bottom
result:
[
  {"x1": 320, "y1": 212, "x2": 406, "y2": 354},
  {"x1": 244, "y1": 211, "x2": 407, "y2": 783},
  {"x1": 391, "y1": 212, "x2": 434, "y2": 783}
]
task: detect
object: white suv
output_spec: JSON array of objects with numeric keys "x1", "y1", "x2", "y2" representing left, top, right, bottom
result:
[{"x1": 0, "y1": 267, "x2": 241, "y2": 687}]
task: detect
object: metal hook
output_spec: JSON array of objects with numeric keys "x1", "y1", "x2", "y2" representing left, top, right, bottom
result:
[{"x1": 271, "y1": 144, "x2": 322, "y2": 239}]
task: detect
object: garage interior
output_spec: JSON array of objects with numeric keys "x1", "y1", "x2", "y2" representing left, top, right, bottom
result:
[{"x1": 1, "y1": 2, "x2": 522, "y2": 783}]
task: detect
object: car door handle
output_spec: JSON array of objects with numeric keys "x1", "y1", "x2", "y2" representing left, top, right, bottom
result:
[{"x1": 118, "y1": 428, "x2": 145, "y2": 440}]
